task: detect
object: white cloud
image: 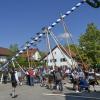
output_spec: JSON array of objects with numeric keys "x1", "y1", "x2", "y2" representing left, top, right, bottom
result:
[{"x1": 58, "y1": 32, "x2": 72, "y2": 39}]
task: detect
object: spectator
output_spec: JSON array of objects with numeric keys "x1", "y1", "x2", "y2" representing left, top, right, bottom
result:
[
  {"x1": 72, "y1": 70, "x2": 79, "y2": 93},
  {"x1": 28, "y1": 67, "x2": 34, "y2": 86},
  {"x1": 10, "y1": 68, "x2": 18, "y2": 98},
  {"x1": 54, "y1": 67, "x2": 63, "y2": 92}
]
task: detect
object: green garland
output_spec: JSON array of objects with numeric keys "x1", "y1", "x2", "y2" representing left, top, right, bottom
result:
[{"x1": 86, "y1": 0, "x2": 100, "y2": 8}]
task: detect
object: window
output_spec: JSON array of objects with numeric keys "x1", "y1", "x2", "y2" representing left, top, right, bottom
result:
[
  {"x1": 53, "y1": 59, "x2": 57, "y2": 62},
  {"x1": 44, "y1": 60, "x2": 48, "y2": 62},
  {"x1": 60, "y1": 58, "x2": 67, "y2": 62},
  {"x1": 50, "y1": 59, "x2": 52, "y2": 62},
  {"x1": 50, "y1": 59, "x2": 57, "y2": 62}
]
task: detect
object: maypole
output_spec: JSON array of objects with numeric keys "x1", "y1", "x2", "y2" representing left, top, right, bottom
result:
[{"x1": 1, "y1": 0, "x2": 99, "y2": 69}]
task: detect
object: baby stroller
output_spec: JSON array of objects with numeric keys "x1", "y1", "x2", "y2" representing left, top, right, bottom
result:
[{"x1": 79, "y1": 78, "x2": 90, "y2": 92}]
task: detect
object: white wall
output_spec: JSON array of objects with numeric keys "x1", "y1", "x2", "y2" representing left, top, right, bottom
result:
[
  {"x1": 32, "y1": 51, "x2": 41, "y2": 60},
  {"x1": 0, "y1": 56, "x2": 7, "y2": 63},
  {"x1": 44, "y1": 47, "x2": 77, "y2": 68}
]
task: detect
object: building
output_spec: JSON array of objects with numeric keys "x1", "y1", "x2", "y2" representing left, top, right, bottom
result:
[
  {"x1": 43, "y1": 45, "x2": 77, "y2": 68},
  {"x1": 21, "y1": 48, "x2": 41, "y2": 61},
  {"x1": 0, "y1": 47, "x2": 12, "y2": 63}
]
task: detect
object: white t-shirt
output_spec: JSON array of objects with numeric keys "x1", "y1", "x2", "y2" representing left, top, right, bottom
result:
[
  {"x1": 65, "y1": 69, "x2": 70, "y2": 74},
  {"x1": 15, "y1": 71, "x2": 19, "y2": 83}
]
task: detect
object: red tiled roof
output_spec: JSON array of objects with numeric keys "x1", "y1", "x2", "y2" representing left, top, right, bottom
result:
[
  {"x1": 0, "y1": 47, "x2": 12, "y2": 56},
  {"x1": 21, "y1": 48, "x2": 38, "y2": 58}
]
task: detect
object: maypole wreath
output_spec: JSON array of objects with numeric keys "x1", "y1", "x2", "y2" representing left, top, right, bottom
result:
[{"x1": 86, "y1": 0, "x2": 100, "y2": 8}]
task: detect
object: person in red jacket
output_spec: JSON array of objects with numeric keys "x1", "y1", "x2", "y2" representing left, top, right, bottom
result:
[{"x1": 28, "y1": 67, "x2": 34, "y2": 86}]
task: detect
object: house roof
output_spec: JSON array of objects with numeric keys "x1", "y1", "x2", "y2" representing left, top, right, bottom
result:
[
  {"x1": 60, "y1": 45, "x2": 76, "y2": 58},
  {"x1": 20, "y1": 48, "x2": 38, "y2": 58},
  {"x1": 42, "y1": 45, "x2": 76, "y2": 60},
  {"x1": 0, "y1": 47, "x2": 12, "y2": 56}
]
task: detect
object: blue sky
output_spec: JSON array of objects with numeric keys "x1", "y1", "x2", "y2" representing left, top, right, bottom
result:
[{"x1": 0, "y1": 0, "x2": 100, "y2": 51}]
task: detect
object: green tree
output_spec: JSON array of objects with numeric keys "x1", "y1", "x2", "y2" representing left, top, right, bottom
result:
[
  {"x1": 64, "y1": 44, "x2": 85, "y2": 65},
  {"x1": 64, "y1": 44, "x2": 78, "y2": 54},
  {"x1": 79, "y1": 23, "x2": 100, "y2": 67},
  {"x1": 16, "y1": 56, "x2": 28, "y2": 67},
  {"x1": 9, "y1": 44, "x2": 19, "y2": 55},
  {"x1": 39, "y1": 51, "x2": 47, "y2": 58}
]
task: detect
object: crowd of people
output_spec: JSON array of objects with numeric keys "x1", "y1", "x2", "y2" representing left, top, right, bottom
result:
[{"x1": 0, "y1": 65, "x2": 100, "y2": 98}]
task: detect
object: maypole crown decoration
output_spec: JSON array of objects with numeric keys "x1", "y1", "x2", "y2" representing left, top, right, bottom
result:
[{"x1": 86, "y1": 0, "x2": 100, "y2": 8}]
